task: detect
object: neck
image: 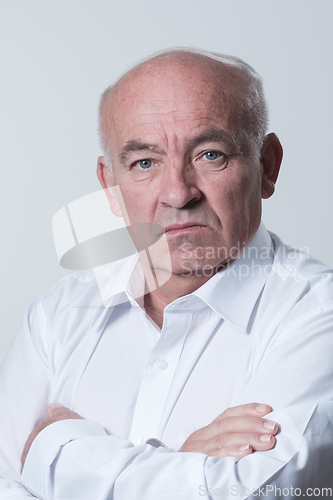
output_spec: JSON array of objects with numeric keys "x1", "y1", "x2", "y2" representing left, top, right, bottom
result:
[{"x1": 143, "y1": 269, "x2": 218, "y2": 329}]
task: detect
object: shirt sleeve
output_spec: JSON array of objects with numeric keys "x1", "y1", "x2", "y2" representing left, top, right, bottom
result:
[
  {"x1": 20, "y1": 306, "x2": 333, "y2": 499},
  {"x1": 20, "y1": 402, "x2": 333, "y2": 499},
  {"x1": 0, "y1": 300, "x2": 51, "y2": 499}
]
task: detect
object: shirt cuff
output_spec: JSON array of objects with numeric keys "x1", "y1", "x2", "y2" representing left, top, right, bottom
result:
[{"x1": 21, "y1": 419, "x2": 108, "y2": 498}]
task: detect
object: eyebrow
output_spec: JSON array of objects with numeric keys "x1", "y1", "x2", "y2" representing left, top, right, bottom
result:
[
  {"x1": 119, "y1": 141, "x2": 163, "y2": 163},
  {"x1": 118, "y1": 127, "x2": 238, "y2": 164},
  {"x1": 185, "y1": 128, "x2": 238, "y2": 152}
]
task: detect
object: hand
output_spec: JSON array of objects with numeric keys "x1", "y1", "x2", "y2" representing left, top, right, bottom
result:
[
  {"x1": 21, "y1": 403, "x2": 82, "y2": 472},
  {"x1": 179, "y1": 403, "x2": 278, "y2": 460}
]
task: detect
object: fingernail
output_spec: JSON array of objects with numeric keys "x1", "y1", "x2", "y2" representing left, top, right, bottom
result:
[
  {"x1": 239, "y1": 444, "x2": 250, "y2": 451},
  {"x1": 256, "y1": 404, "x2": 267, "y2": 413},
  {"x1": 49, "y1": 402, "x2": 64, "y2": 409},
  {"x1": 260, "y1": 434, "x2": 272, "y2": 443},
  {"x1": 263, "y1": 420, "x2": 276, "y2": 431}
]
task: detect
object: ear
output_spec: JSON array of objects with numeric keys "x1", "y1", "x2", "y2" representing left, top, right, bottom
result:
[
  {"x1": 97, "y1": 156, "x2": 123, "y2": 216},
  {"x1": 260, "y1": 133, "x2": 283, "y2": 199}
]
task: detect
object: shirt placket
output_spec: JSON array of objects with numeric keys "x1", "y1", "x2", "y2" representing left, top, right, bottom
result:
[{"x1": 129, "y1": 306, "x2": 192, "y2": 445}]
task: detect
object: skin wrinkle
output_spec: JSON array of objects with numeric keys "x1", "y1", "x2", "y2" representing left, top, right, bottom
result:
[
  {"x1": 119, "y1": 128, "x2": 240, "y2": 166},
  {"x1": 107, "y1": 107, "x2": 250, "y2": 169}
]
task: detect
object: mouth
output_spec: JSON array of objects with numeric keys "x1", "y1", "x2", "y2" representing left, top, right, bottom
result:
[{"x1": 164, "y1": 223, "x2": 207, "y2": 236}]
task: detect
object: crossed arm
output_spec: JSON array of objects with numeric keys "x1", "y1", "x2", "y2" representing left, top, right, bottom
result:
[
  {"x1": 18, "y1": 400, "x2": 333, "y2": 499},
  {"x1": 2, "y1": 297, "x2": 333, "y2": 498},
  {"x1": 21, "y1": 401, "x2": 278, "y2": 471}
]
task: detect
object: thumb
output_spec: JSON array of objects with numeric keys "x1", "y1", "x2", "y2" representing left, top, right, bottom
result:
[{"x1": 47, "y1": 402, "x2": 64, "y2": 418}]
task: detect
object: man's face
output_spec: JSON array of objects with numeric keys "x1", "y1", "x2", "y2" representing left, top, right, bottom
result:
[{"x1": 100, "y1": 61, "x2": 264, "y2": 276}]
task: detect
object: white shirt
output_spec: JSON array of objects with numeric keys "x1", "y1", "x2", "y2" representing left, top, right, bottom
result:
[{"x1": 1, "y1": 223, "x2": 333, "y2": 499}]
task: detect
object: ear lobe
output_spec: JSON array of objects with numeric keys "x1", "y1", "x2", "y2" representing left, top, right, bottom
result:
[
  {"x1": 96, "y1": 156, "x2": 123, "y2": 217},
  {"x1": 260, "y1": 133, "x2": 283, "y2": 199}
]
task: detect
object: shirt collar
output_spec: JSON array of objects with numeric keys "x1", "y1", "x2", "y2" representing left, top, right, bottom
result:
[
  {"x1": 94, "y1": 222, "x2": 273, "y2": 331},
  {"x1": 193, "y1": 222, "x2": 273, "y2": 332},
  {"x1": 93, "y1": 253, "x2": 144, "y2": 308}
]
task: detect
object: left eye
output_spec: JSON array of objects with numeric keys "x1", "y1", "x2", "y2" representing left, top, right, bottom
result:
[
  {"x1": 138, "y1": 159, "x2": 153, "y2": 169},
  {"x1": 204, "y1": 151, "x2": 220, "y2": 161}
]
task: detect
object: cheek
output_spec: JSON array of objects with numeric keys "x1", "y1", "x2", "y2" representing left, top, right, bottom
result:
[
  {"x1": 206, "y1": 168, "x2": 261, "y2": 223},
  {"x1": 117, "y1": 183, "x2": 156, "y2": 224},
  {"x1": 206, "y1": 175, "x2": 246, "y2": 212},
  {"x1": 231, "y1": 170, "x2": 262, "y2": 233}
]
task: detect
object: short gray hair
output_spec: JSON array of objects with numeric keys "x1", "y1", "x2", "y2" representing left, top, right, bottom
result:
[{"x1": 98, "y1": 47, "x2": 269, "y2": 166}]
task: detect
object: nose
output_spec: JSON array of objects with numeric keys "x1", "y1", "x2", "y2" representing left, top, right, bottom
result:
[{"x1": 158, "y1": 163, "x2": 201, "y2": 209}]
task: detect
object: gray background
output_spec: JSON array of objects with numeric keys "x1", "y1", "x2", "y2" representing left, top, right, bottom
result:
[{"x1": 1, "y1": 0, "x2": 332, "y2": 362}]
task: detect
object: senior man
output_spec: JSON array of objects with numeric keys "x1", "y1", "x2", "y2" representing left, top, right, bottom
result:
[{"x1": 1, "y1": 49, "x2": 333, "y2": 499}]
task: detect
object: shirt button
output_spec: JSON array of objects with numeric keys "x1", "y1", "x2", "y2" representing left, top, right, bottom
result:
[
  {"x1": 137, "y1": 435, "x2": 147, "y2": 444},
  {"x1": 156, "y1": 359, "x2": 168, "y2": 370}
]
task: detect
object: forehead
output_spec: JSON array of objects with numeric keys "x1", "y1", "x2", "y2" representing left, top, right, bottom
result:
[{"x1": 103, "y1": 57, "x2": 243, "y2": 148}]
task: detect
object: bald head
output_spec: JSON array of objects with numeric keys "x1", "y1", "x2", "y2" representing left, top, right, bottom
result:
[{"x1": 99, "y1": 48, "x2": 268, "y2": 167}]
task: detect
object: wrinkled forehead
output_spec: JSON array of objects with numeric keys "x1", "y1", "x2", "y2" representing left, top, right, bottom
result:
[{"x1": 101, "y1": 56, "x2": 248, "y2": 145}]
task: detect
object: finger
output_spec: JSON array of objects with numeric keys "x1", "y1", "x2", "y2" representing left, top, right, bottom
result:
[
  {"x1": 205, "y1": 432, "x2": 276, "y2": 456},
  {"x1": 220, "y1": 416, "x2": 278, "y2": 436},
  {"x1": 195, "y1": 415, "x2": 278, "y2": 441},
  {"x1": 47, "y1": 403, "x2": 82, "y2": 420},
  {"x1": 207, "y1": 443, "x2": 253, "y2": 460},
  {"x1": 49, "y1": 402, "x2": 64, "y2": 409},
  {"x1": 182, "y1": 428, "x2": 277, "y2": 456},
  {"x1": 47, "y1": 402, "x2": 64, "y2": 418},
  {"x1": 217, "y1": 403, "x2": 272, "y2": 420}
]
